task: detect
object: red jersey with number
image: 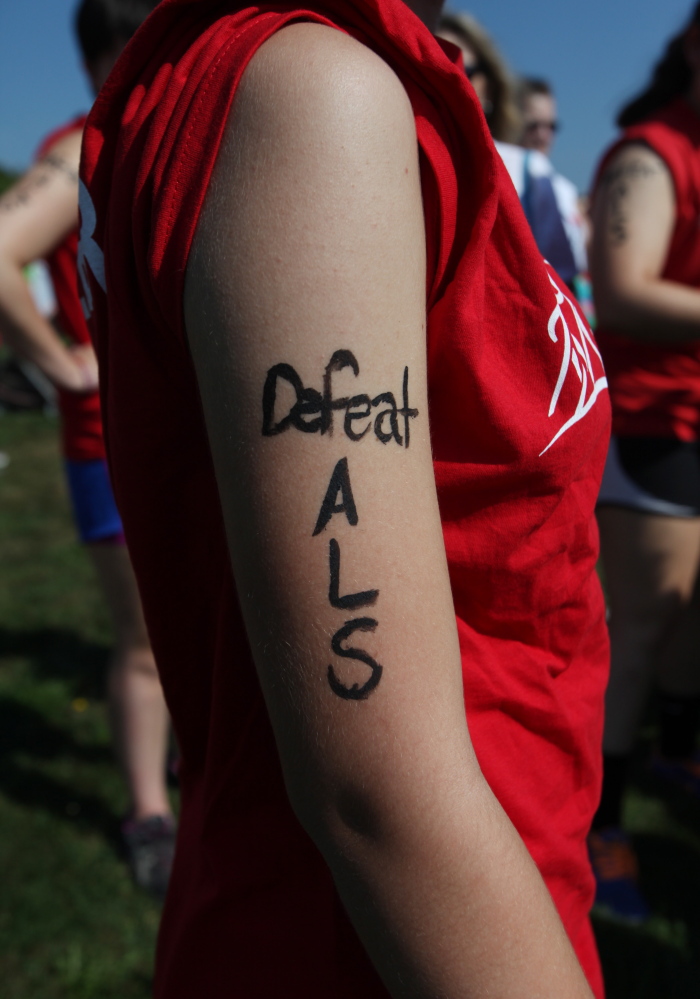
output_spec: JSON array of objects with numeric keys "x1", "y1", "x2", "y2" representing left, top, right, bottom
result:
[
  {"x1": 595, "y1": 99, "x2": 700, "y2": 440},
  {"x1": 36, "y1": 117, "x2": 105, "y2": 461},
  {"x1": 80, "y1": 1, "x2": 610, "y2": 995}
]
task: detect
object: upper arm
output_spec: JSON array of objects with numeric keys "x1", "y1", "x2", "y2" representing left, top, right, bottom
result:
[
  {"x1": 590, "y1": 143, "x2": 675, "y2": 314},
  {"x1": 0, "y1": 129, "x2": 81, "y2": 266},
  {"x1": 184, "y1": 24, "x2": 472, "y2": 832}
]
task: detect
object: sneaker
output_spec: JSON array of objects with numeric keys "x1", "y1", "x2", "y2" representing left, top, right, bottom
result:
[
  {"x1": 650, "y1": 750, "x2": 700, "y2": 798},
  {"x1": 122, "y1": 814, "x2": 177, "y2": 900},
  {"x1": 588, "y1": 827, "x2": 651, "y2": 923}
]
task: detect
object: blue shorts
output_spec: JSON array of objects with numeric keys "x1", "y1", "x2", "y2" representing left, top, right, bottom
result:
[{"x1": 64, "y1": 458, "x2": 125, "y2": 544}]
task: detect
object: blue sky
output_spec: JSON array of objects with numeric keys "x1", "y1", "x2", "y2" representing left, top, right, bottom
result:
[{"x1": 0, "y1": 0, "x2": 696, "y2": 191}]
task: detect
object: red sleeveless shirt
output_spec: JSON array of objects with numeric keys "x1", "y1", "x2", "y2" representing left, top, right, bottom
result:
[
  {"x1": 80, "y1": 1, "x2": 609, "y2": 995},
  {"x1": 595, "y1": 99, "x2": 700, "y2": 440},
  {"x1": 36, "y1": 117, "x2": 105, "y2": 461}
]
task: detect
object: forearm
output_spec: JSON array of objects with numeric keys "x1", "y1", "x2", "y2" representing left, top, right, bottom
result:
[
  {"x1": 0, "y1": 258, "x2": 82, "y2": 388},
  {"x1": 306, "y1": 766, "x2": 592, "y2": 999},
  {"x1": 595, "y1": 274, "x2": 700, "y2": 341}
]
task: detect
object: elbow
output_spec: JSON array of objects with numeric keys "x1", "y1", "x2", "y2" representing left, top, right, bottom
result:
[
  {"x1": 286, "y1": 772, "x2": 386, "y2": 857},
  {"x1": 592, "y1": 280, "x2": 646, "y2": 335}
]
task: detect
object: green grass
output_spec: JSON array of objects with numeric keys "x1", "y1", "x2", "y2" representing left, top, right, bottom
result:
[
  {"x1": 0, "y1": 413, "x2": 159, "y2": 999},
  {"x1": 1, "y1": 412, "x2": 700, "y2": 997}
]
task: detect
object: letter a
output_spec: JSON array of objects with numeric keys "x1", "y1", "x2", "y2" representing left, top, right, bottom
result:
[{"x1": 312, "y1": 457, "x2": 358, "y2": 536}]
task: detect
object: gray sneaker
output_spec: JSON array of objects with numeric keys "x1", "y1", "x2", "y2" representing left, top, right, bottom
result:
[{"x1": 122, "y1": 814, "x2": 176, "y2": 900}]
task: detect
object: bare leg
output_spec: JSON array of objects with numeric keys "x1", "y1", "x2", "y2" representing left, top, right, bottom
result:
[
  {"x1": 597, "y1": 507, "x2": 700, "y2": 756},
  {"x1": 655, "y1": 570, "x2": 700, "y2": 697},
  {"x1": 88, "y1": 543, "x2": 172, "y2": 820}
]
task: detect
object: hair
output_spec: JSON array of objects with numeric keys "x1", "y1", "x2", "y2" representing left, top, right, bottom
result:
[
  {"x1": 75, "y1": 0, "x2": 160, "y2": 65},
  {"x1": 438, "y1": 11, "x2": 522, "y2": 143},
  {"x1": 617, "y1": 2, "x2": 700, "y2": 127},
  {"x1": 518, "y1": 77, "x2": 553, "y2": 104}
]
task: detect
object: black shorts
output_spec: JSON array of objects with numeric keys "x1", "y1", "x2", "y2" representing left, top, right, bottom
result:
[
  {"x1": 598, "y1": 436, "x2": 700, "y2": 518},
  {"x1": 598, "y1": 437, "x2": 700, "y2": 517}
]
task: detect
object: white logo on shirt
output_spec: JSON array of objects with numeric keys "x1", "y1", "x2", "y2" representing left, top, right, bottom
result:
[
  {"x1": 77, "y1": 179, "x2": 106, "y2": 319},
  {"x1": 540, "y1": 271, "x2": 608, "y2": 456}
]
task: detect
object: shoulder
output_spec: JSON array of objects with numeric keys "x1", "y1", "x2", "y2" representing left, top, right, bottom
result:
[
  {"x1": 551, "y1": 170, "x2": 578, "y2": 198},
  {"x1": 233, "y1": 22, "x2": 416, "y2": 147},
  {"x1": 525, "y1": 149, "x2": 553, "y2": 179},
  {"x1": 494, "y1": 141, "x2": 526, "y2": 193},
  {"x1": 205, "y1": 21, "x2": 421, "y2": 222},
  {"x1": 597, "y1": 141, "x2": 670, "y2": 187},
  {"x1": 37, "y1": 126, "x2": 83, "y2": 176}
]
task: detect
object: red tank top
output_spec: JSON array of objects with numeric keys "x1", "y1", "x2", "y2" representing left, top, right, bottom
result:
[
  {"x1": 595, "y1": 99, "x2": 700, "y2": 440},
  {"x1": 80, "y1": 1, "x2": 609, "y2": 995},
  {"x1": 36, "y1": 117, "x2": 105, "y2": 461}
]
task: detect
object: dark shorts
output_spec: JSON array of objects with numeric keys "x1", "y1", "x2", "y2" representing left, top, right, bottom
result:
[
  {"x1": 64, "y1": 458, "x2": 125, "y2": 544},
  {"x1": 598, "y1": 436, "x2": 700, "y2": 518}
]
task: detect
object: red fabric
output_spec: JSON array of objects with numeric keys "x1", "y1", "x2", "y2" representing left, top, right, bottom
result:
[
  {"x1": 80, "y1": 1, "x2": 610, "y2": 995},
  {"x1": 595, "y1": 99, "x2": 700, "y2": 440},
  {"x1": 36, "y1": 117, "x2": 105, "y2": 461}
]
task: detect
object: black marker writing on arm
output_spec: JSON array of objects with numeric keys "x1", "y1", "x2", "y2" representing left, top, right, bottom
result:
[
  {"x1": 262, "y1": 352, "x2": 418, "y2": 445},
  {"x1": 328, "y1": 617, "x2": 383, "y2": 700},
  {"x1": 328, "y1": 538, "x2": 378, "y2": 609},
  {"x1": 313, "y1": 457, "x2": 359, "y2": 535}
]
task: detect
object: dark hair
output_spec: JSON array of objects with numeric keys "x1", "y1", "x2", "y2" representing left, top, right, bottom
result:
[
  {"x1": 617, "y1": 3, "x2": 700, "y2": 127},
  {"x1": 75, "y1": 0, "x2": 160, "y2": 65},
  {"x1": 518, "y1": 77, "x2": 553, "y2": 102},
  {"x1": 437, "y1": 12, "x2": 521, "y2": 142}
]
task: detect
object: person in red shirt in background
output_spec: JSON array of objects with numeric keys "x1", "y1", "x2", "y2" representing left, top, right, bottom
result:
[
  {"x1": 80, "y1": 0, "x2": 609, "y2": 994},
  {"x1": 0, "y1": 0, "x2": 173, "y2": 897},
  {"x1": 589, "y1": 1, "x2": 700, "y2": 923}
]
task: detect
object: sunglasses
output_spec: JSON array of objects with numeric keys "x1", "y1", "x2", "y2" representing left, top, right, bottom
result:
[
  {"x1": 524, "y1": 120, "x2": 561, "y2": 133},
  {"x1": 464, "y1": 61, "x2": 487, "y2": 80}
]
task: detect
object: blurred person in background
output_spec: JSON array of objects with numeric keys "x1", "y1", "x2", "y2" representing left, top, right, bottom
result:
[
  {"x1": 519, "y1": 77, "x2": 558, "y2": 157},
  {"x1": 437, "y1": 12, "x2": 586, "y2": 293},
  {"x1": 0, "y1": 0, "x2": 174, "y2": 897},
  {"x1": 437, "y1": 10, "x2": 521, "y2": 142},
  {"x1": 589, "y1": 1, "x2": 700, "y2": 923},
  {"x1": 517, "y1": 77, "x2": 590, "y2": 300}
]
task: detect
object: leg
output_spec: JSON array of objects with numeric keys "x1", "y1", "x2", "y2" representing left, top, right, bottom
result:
[
  {"x1": 598, "y1": 506, "x2": 700, "y2": 756},
  {"x1": 88, "y1": 542, "x2": 172, "y2": 820},
  {"x1": 652, "y1": 584, "x2": 700, "y2": 762},
  {"x1": 655, "y1": 573, "x2": 700, "y2": 697}
]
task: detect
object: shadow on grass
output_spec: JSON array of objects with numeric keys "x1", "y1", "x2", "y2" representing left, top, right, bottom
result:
[
  {"x1": 0, "y1": 624, "x2": 120, "y2": 847},
  {"x1": 593, "y1": 754, "x2": 700, "y2": 998},
  {"x1": 0, "y1": 626, "x2": 111, "y2": 699},
  {"x1": 0, "y1": 697, "x2": 120, "y2": 847}
]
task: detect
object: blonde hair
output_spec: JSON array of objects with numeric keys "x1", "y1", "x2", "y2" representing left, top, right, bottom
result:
[{"x1": 438, "y1": 11, "x2": 522, "y2": 143}]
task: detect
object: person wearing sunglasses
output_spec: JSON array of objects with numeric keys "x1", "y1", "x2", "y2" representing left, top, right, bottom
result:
[
  {"x1": 438, "y1": 13, "x2": 587, "y2": 292},
  {"x1": 519, "y1": 78, "x2": 560, "y2": 157},
  {"x1": 515, "y1": 77, "x2": 589, "y2": 296}
]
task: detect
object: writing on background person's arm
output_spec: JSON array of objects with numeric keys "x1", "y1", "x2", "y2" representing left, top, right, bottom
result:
[
  {"x1": 591, "y1": 142, "x2": 700, "y2": 340},
  {"x1": 0, "y1": 129, "x2": 97, "y2": 392}
]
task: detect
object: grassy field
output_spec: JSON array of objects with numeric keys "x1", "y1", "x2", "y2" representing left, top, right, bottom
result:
[
  {"x1": 0, "y1": 412, "x2": 161, "y2": 999},
  {"x1": 0, "y1": 411, "x2": 699, "y2": 997}
]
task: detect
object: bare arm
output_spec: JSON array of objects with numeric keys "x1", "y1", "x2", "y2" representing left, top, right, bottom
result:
[
  {"x1": 0, "y1": 129, "x2": 98, "y2": 391},
  {"x1": 185, "y1": 24, "x2": 592, "y2": 998},
  {"x1": 590, "y1": 142, "x2": 700, "y2": 340}
]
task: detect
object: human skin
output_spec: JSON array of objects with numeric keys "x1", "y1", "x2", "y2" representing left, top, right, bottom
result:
[
  {"x1": 590, "y1": 26, "x2": 700, "y2": 343},
  {"x1": 592, "y1": 27, "x2": 700, "y2": 760},
  {"x1": 183, "y1": 11, "x2": 595, "y2": 998},
  {"x1": 0, "y1": 49, "x2": 171, "y2": 825},
  {"x1": 521, "y1": 92, "x2": 557, "y2": 156},
  {"x1": 0, "y1": 131, "x2": 98, "y2": 392}
]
